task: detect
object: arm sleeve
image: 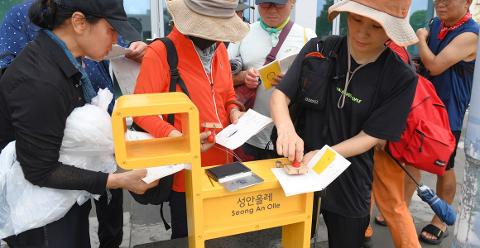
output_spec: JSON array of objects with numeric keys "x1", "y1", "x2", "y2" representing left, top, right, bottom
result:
[
  {"x1": 227, "y1": 41, "x2": 241, "y2": 59},
  {"x1": 10, "y1": 81, "x2": 108, "y2": 195},
  {"x1": 276, "y1": 38, "x2": 318, "y2": 100},
  {"x1": 225, "y1": 69, "x2": 239, "y2": 114},
  {"x1": 133, "y1": 44, "x2": 177, "y2": 137},
  {"x1": 363, "y1": 65, "x2": 418, "y2": 141}
]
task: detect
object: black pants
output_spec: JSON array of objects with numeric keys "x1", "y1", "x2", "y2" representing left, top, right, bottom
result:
[
  {"x1": 5, "y1": 189, "x2": 124, "y2": 248},
  {"x1": 94, "y1": 188, "x2": 123, "y2": 248},
  {"x1": 446, "y1": 130, "x2": 461, "y2": 170},
  {"x1": 5, "y1": 202, "x2": 92, "y2": 248},
  {"x1": 169, "y1": 191, "x2": 188, "y2": 239},
  {"x1": 321, "y1": 209, "x2": 370, "y2": 248}
]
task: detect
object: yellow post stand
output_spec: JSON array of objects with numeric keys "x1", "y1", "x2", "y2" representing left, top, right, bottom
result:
[{"x1": 112, "y1": 92, "x2": 313, "y2": 248}]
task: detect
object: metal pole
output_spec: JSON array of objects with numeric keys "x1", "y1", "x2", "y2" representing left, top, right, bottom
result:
[{"x1": 451, "y1": 31, "x2": 480, "y2": 248}]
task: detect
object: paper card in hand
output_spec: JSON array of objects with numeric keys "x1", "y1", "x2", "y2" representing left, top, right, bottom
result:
[{"x1": 258, "y1": 53, "x2": 297, "y2": 90}]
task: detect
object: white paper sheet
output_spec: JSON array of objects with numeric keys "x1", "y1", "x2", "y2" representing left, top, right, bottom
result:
[
  {"x1": 142, "y1": 164, "x2": 186, "y2": 184},
  {"x1": 105, "y1": 44, "x2": 132, "y2": 60},
  {"x1": 272, "y1": 145, "x2": 351, "y2": 197},
  {"x1": 215, "y1": 109, "x2": 272, "y2": 150},
  {"x1": 111, "y1": 57, "x2": 140, "y2": 95},
  {"x1": 279, "y1": 53, "x2": 297, "y2": 73}
]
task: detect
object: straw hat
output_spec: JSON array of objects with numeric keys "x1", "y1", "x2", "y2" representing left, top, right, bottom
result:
[
  {"x1": 328, "y1": 0, "x2": 418, "y2": 46},
  {"x1": 166, "y1": 0, "x2": 249, "y2": 42}
]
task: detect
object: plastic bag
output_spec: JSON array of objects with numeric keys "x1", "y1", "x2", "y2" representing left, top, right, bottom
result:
[{"x1": 0, "y1": 89, "x2": 117, "y2": 238}]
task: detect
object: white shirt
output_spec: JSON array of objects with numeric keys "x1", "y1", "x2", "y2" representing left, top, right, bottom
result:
[{"x1": 228, "y1": 22, "x2": 317, "y2": 150}]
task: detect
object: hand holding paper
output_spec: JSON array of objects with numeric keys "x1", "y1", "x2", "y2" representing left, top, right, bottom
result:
[
  {"x1": 110, "y1": 57, "x2": 140, "y2": 95},
  {"x1": 272, "y1": 145, "x2": 351, "y2": 196},
  {"x1": 258, "y1": 53, "x2": 297, "y2": 90},
  {"x1": 105, "y1": 44, "x2": 132, "y2": 60},
  {"x1": 142, "y1": 164, "x2": 186, "y2": 184},
  {"x1": 215, "y1": 109, "x2": 272, "y2": 150}
]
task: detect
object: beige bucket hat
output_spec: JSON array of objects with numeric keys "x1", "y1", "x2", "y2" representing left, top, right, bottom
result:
[
  {"x1": 328, "y1": 0, "x2": 418, "y2": 47},
  {"x1": 166, "y1": 0, "x2": 250, "y2": 43}
]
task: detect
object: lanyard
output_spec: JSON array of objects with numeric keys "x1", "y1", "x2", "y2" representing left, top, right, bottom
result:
[{"x1": 337, "y1": 43, "x2": 386, "y2": 109}]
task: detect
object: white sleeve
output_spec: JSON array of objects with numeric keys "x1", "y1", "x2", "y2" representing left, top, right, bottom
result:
[
  {"x1": 227, "y1": 41, "x2": 241, "y2": 59},
  {"x1": 305, "y1": 28, "x2": 317, "y2": 41}
]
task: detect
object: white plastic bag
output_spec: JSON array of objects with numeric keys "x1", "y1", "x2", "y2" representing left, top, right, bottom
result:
[{"x1": 0, "y1": 89, "x2": 117, "y2": 238}]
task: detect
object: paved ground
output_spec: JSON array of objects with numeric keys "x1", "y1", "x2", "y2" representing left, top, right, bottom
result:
[{"x1": 0, "y1": 127, "x2": 468, "y2": 248}]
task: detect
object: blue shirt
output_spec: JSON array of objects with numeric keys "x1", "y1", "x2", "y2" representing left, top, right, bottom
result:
[
  {"x1": 427, "y1": 17, "x2": 479, "y2": 131},
  {"x1": 0, "y1": 0, "x2": 38, "y2": 68},
  {"x1": 0, "y1": 0, "x2": 123, "y2": 112}
]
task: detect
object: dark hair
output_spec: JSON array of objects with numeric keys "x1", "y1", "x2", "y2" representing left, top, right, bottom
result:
[{"x1": 29, "y1": 0, "x2": 100, "y2": 30}]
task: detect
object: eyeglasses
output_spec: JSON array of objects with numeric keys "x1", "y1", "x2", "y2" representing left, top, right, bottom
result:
[
  {"x1": 258, "y1": 3, "x2": 287, "y2": 9},
  {"x1": 434, "y1": 0, "x2": 453, "y2": 6}
]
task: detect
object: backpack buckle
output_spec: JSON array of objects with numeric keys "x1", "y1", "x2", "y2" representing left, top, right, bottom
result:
[{"x1": 170, "y1": 68, "x2": 180, "y2": 79}]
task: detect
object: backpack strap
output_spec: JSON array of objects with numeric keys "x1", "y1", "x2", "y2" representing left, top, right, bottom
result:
[
  {"x1": 320, "y1": 35, "x2": 343, "y2": 60},
  {"x1": 152, "y1": 37, "x2": 191, "y2": 231},
  {"x1": 264, "y1": 21, "x2": 294, "y2": 65},
  {"x1": 155, "y1": 37, "x2": 190, "y2": 125},
  {"x1": 319, "y1": 35, "x2": 344, "y2": 83}
]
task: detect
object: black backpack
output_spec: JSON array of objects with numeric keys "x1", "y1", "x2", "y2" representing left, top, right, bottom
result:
[
  {"x1": 270, "y1": 36, "x2": 343, "y2": 152},
  {"x1": 129, "y1": 37, "x2": 189, "y2": 230}
]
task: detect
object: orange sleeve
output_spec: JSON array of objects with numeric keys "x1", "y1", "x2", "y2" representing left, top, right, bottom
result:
[{"x1": 133, "y1": 43, "x2": 177, "y2": 138}]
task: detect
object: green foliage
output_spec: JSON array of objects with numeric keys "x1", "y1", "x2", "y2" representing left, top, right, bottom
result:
[
  {"x1": 315, "y1": 0, "x2": 348, "y2": 38},
  {"x1": 316, "y1": 0, "x2": 334, "y2": 38},
  {"x1": 0, "y1": 0, "x2": 24, "y2": 24},
  {"x1": 410, "y1": 10, "x2": 428, "y2": 31}
]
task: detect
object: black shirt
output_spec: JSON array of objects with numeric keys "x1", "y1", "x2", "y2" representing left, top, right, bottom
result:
[
  {"x1": 277, "y1": 36, "x2": 417, "y2": 217},
  {"x1": 0, "y1": 31, "x2": 108, "y2": 195}
]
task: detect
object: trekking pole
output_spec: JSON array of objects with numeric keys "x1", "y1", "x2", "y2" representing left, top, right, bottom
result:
[
  {"x1": 385, "y1": 149, "x2": 457, "y2": 225},
  {"x1": 394, "y1": 158, "x2": 421, "y2": 187}
]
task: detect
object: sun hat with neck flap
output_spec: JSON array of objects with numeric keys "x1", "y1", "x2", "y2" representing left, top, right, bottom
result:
[
  {"x1": 328, "y1": 0, "x2": 418, "y2": 47},
  {"x1": 166, "y1": 0, "x2": 250, "y2": 43}
]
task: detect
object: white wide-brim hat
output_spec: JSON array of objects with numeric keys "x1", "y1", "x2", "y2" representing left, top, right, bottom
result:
[
  {"x1": 167, "y1": 0, "x2": 250, "y2": 43},
  {"x1": 328, "y1": 0, "x2": 418, "y2": 47}
]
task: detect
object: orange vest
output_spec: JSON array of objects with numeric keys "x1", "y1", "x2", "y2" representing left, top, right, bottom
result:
[{"x1": 134, "y1": 28, "x2": 236, "y2": 192}]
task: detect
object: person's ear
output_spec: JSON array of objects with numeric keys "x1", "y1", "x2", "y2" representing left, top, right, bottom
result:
[
  {"x1": 71, "y1": 12, "x2": 88, "y2": 34},
  {"x1": 465, "y1": 0, "x2": 473, "y2": 10}
]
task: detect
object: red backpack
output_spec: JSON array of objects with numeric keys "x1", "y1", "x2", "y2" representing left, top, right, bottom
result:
[{"x1": 387, "y1": 75, "x2": 456, "y2": 176}]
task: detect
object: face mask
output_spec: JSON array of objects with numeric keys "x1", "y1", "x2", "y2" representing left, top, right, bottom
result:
[{"x1": 189, "y1": 36, "x2": 216, "y2": 50}]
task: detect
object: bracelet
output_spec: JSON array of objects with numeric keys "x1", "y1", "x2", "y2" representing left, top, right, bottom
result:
[{"x1": 225, "y1": 100, "x2": 246, "y2": 112}]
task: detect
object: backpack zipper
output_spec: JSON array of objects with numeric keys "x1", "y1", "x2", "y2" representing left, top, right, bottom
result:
[{"x1": 416, "y1": 130, "x2": 425, "y2": 152}]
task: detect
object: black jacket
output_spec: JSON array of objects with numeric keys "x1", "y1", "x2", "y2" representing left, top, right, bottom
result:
[{"x1": 0, "y1": 31, "x2": 108, "y2": 194}]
